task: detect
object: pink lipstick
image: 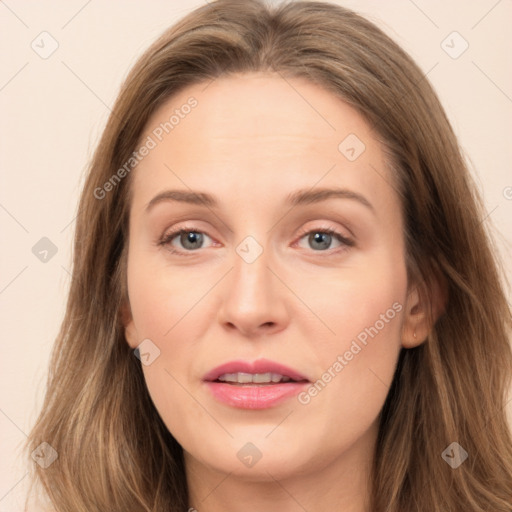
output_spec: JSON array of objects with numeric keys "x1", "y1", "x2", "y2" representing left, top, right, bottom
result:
[{"x1": 202, "y1": 358, "x2": 310, "y2": 409}]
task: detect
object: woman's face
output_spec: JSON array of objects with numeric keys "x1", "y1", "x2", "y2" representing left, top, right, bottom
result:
[{"x1": 123, "y1": 72, "x2": 419, "y2": 482}]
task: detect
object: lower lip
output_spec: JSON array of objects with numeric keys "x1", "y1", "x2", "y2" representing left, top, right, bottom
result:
[{"x1": 204, "y1": 381, "x2": 309, "y2": 409}]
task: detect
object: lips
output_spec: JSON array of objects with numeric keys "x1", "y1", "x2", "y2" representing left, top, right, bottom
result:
[
  {"x1": 202, "y1": 358, "x2": 310, "y2": 383},
  {"x1": 202, "y1": 358, "x2": 310, "y2": 409}
]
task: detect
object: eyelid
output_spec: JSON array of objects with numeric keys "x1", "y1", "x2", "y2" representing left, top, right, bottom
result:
[{"x1": 293, "y1": 223, "x2": 354, "y2": 246}]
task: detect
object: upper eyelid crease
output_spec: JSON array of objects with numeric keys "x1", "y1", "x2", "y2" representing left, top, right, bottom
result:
[{"x1": 144, "y1": 187, "x2": 375, "y2": 215}]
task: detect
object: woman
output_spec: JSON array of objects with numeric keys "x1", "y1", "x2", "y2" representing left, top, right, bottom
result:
[{"x1": 26, "y1": 0, "x2": 512, "y2": 510}]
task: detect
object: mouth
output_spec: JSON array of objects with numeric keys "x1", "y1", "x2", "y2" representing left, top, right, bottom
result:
[{"x1": 203, "y1": 358, "x2": 310, "y2": 409}]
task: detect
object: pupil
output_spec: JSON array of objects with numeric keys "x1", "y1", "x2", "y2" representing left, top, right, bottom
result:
[
  {"x1": 310, "y1": 232, "x2": 331, "y2": 250},
  {"x1": 182, "y1": 231, "x2": 202, "y2": 249}
]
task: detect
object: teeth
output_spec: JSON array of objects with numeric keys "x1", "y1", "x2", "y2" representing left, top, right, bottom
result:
[
  {"x1": 252, "y1": 372, "x2": 271, "y2": 383},
  {"x1": 219, "y1": 373, "x2": 240, "y2": 383},
  {"x1": 238, "y1": 372, "x2": 253, "y2": 384},
  {"x1": 217, "y1": 372, "x2": 293, "y2": 384}
]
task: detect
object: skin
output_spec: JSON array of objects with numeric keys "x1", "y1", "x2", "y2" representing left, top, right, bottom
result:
[{"x1": 122, "y1": 72, "x2": 431, "y2": 512}]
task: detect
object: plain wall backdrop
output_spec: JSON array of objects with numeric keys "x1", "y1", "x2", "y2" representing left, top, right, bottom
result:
[{"x1": 1, "y1": 0, "x2": 511, "y2": 509}]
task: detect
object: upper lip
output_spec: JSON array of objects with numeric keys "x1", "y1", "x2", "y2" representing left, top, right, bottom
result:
[{"x1": 203, "y1": 358, "x2": 310, "y2": 382}]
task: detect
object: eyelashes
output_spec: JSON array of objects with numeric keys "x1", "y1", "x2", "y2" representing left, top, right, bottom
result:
[{"x1": 157, "y1": 224, "x2": 355, "y2": 257}]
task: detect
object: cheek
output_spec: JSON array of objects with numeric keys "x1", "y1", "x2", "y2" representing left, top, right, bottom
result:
[
  {"x1": 126, "y1": 261, "x2": 208, "y2": 445},
  {"x1": 126, "y1": 248, "x2": 210, "y2": 339},
  {"x1": 296, "y1": 252, "x2": 406, "y2": 430},
  {"x1": 125, "y1": 252, "x2": 217, "y2": 425}
]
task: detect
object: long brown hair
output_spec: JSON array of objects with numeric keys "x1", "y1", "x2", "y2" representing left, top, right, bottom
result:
[{"x1": 26, "y1": 1, "x2": 512, "y2": 510}]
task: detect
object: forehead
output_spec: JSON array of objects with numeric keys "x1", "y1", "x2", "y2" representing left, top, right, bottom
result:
[
  {"x1": 130, "y1": 72, "x2": 398, "y2": 216},
  {"x1": 141, "y1": 72, "x2": 377, "y2": 155}
]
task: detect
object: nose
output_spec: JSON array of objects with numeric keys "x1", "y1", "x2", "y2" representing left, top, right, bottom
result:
[{"x1": 217, "y1": 241, "x2": 289, "y2": 338}]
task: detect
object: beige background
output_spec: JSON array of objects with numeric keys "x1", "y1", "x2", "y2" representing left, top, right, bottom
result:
[{"x1": 1, "y1": 0, "x2": 511, "y2": 509}]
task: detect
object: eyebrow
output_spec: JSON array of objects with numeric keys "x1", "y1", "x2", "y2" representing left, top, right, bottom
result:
[{"x1": 145, "y1": 187, "x2": 375, "y2": 213}]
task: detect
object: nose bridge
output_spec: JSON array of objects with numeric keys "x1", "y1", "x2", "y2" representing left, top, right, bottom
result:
[
  {"x1": 231, "y1": 234, "x2": 274, "y2": 307},
  {"x1": 218, "y1": 232, "x2": 287, "y2": 334}
]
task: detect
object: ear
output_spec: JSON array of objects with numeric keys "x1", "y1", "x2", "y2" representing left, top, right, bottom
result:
[
  {"x1": 401, "y1": 273, "x2": 447, "y2": 348},
  {"x1": 120, "y1": 299, "x2": 139, "y2": 349}
]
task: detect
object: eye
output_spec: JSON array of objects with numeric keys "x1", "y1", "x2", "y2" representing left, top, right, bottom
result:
[
  {"x1": 296, "y1": 227, "x2": 354, "y2": 253},
  {"x1": 158, "y1": 225, "x2": 354, "y2": 256},
  {"x1": 159, "y1": 227, "x2": 214, "y2": 255}
]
